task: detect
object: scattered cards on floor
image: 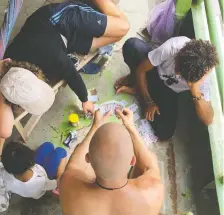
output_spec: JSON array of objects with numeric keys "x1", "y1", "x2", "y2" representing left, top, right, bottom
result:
[
  {"x1": 133, "y1": 113, "x2": 140, "y2": 122},
  {"x1": 88, "y1": 95, "x2": 99, "y2": 102},
  {"x1": 128, "y1": 103, "x2": 138, "y2": 112},
  {"x1": 137, "y1": 119, "x2": 158, "y2": 146},
  {"x1": 120, "y1": 100, "x2": 128, "y2": 107}
]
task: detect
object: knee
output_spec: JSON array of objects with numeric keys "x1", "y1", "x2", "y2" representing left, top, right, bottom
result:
[
  {"x1": 55, "y1": 147, "x2": 67, "y2": 158},
  {"x1": 0, "y1": 119, "x2": 13, "y2": 139},
  {"x1": 123, "y1": 38, "x2": 142, "y2": 54},
  {"x1": 116, "y1": 16, "x2": 130, "y2": 37},
  {"x1": 122, "y1": 38, "x2": 139, "y2": 58},
  {"x1": 0, "y1": 127, "x2": 12, "y2": 139},
  {"x1": 120, "y1": 19, "x2": 130, "y2": 37},
  {"x1": 123, "y1": 38, "x2": 139, "y2": 50},
  {"x1": 38, "y1": 142, "x2": 54, "y2": 152},
  {"x1": 0, "y1": 103, "x2": 14, "y2": 139},
  {"x1": 42, "y1": 142, "x2": 54, "y2": 149},
  {"x1": 153, "y1": 123, "x2": 176, "y2": 141}
]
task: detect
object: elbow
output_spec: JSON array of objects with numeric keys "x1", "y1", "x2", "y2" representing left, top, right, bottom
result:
[
  {"x1": 0, "y1": 128, "x2": 12, "y2": 139},
  {"x1": 202, "y1": 112, "x2": 214, "y2": 126},
  {"x1": 121, "y1": 19, "x2": 130, "y2": 37},
  {"x1": 203, "y1": 118, "x2": 213, "y2": 126},
  {"x1": 117, "y1": 16, "x2": 130, "y2": 38}
]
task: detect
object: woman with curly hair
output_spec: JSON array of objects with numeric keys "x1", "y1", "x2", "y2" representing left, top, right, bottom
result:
[
  {"x1": 115, "y1": 37, "x2": 219, "y2": 140},
  {"x1": 0, "y1": 59, "x2": 55, "y2": 145}
]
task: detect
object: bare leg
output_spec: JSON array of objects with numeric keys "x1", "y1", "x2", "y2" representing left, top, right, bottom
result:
[
  {"x1": 92, "y1": 0, "x2": 129, "y2": 38},
  {"x1": 91, "y1": 36, "x2": 122, "y2": 51},
  {"x1": 92, "y1": 0, "x2": 122, "y2": 17},
  {"x1": 0, "y1": 95, "x2": 14, "y2": 139}
]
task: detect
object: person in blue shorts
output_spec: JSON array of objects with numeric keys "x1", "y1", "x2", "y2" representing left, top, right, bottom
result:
[{"x1": 1, "y1": 141, "x2": 67, "y2": 199}]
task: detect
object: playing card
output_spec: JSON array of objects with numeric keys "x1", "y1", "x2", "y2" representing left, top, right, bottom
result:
[
  {"x1": 128, "y1": 103, "x2": 138, "y2": 112},
  {"x1": 99, "y1": 104, "x2": 107, "y2": 115},
  {"x1": 114, "y1": 102, "x2": 123, "y2": 111},
  {"x1": 88, "y1": 95, "x2": 99, "y2": 102},
  {"x1": 94, "y1": 104, "x2": 100, "y2": 111},
  {"x1": 133, "y1": 113, "x2": 140, "y2": 122},
  {"x1": 120, "y1": 100, "x2": 128, "y2": 107},
  {"x1": 136, "y1": 121, "x2": 158, "y2": 145},
  {"x1": 141, "y1": 119, "x2": 151, "y2": 131}
]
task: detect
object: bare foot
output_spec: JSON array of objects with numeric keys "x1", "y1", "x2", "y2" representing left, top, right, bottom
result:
[
  {"x1": 116, "y1": 86, "x2": 136, "y2": 95},
  {"x1": 114, "y1": 75, "x2": 131, "y2": 90}
]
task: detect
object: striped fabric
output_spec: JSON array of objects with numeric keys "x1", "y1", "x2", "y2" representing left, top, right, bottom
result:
[
  {"x1": 50, "y1": 2, "x2": 101, "y2": 25},
  {"x1": 0, "y1": 0, "x2": 23, "y2": 59}
]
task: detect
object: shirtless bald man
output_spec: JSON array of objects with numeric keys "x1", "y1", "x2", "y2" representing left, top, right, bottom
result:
[{"x1": 60, "y1": 109, "x2": 164, "y2": 215}]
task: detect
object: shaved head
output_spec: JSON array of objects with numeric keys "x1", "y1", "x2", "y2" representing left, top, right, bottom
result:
[{"x1": 89, "y1": 123, "x2": 134, "y2": 180}]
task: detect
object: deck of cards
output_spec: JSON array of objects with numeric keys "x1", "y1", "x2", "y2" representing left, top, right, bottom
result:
[
  {"x1": 137, "y1": 119, "x2": 158, "y2": 146},
  {"x1": 99, "y1": 100, "x2": 124, "y2": 115}
]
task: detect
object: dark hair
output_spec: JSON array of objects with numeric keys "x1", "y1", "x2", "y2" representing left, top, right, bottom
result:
[
  {"x1": 2, "y1": 142, "x2": 35, "y2": 175},
  {"x1": 175, "y1": 39, "x2": 219, "y2": 82}
]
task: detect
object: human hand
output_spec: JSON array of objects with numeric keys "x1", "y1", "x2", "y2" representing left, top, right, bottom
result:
[
  {"x1": 115, "y1": 108, "x2": 135, "y2": 131},
  {"x1": 0, "y1": 58, "x2": 11, "y2": 72},
  {"x1": 187, "y1": 75, "x2": 207, "y2": 96},
  {"x1": 145, "y1": 102, "x2": 160, "y2": 121},
  {"x1": 92, "y1": 110, "x2": 111, "y2": 129},
  {"x1": 115, "y1": 86, "x2": 136, "y2": 95},
  {"x1": 82, "y1": 101, "x2": 94, "y2": 114}
]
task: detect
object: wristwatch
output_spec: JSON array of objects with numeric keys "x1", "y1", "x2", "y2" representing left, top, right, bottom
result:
[
  {"x1": 147, "y1": 100, "x2": 155, "y2": 106},
  {"x1": 192, "y1": 93, "x2": 204, "y2": 101}
]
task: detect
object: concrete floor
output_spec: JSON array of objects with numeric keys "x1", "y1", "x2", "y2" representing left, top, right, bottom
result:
[{"x1": 0, "y1": 0, "x2": 220, "y2": 214}]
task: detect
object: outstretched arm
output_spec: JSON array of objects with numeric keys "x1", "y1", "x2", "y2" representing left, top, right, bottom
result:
[
  {"x1": 136, "y1": 59, "x2": 154, "y2": 106},
  {"x1": 136, "y1": 59, "x2": 160, "y2": 122},
  {"x1": 188, "y1": 80, "x2": 214, "y2": 125},
  {"x1": 65, "y1": 111, "x2": 111, "y2": 172},
  {"x1": 116, "y1": 108, "x2": 161, "y2": 180}
]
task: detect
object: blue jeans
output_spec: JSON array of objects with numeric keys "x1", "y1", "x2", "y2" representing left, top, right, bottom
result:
[{"x1": 34, "y1": 142, "x2": 67, "y2": 179}]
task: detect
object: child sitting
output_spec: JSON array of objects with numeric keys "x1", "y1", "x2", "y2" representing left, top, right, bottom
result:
[{"x1": 1, "y1": 141, "x2": 67, "y2": 199}]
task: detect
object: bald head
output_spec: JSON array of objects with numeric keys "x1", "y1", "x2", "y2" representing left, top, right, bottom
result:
[{"x1": 89, "y1": 123, "x2": 134, "y2": 180}]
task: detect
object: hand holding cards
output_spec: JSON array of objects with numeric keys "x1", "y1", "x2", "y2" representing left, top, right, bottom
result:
[{"x1": 98, "y1": 100, "x2": 124, "y2": 115}]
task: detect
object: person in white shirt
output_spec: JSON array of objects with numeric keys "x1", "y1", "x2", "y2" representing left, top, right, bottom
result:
[
  {"x1": 1, "y1": 141, "x2": 67, "y2": 199},
  {"x1": 115, "y1": 37, "x2": 219, "y2": 140}
]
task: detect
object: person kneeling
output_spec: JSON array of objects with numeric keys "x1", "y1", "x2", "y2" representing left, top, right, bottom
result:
[{"x1": 1, "y1": 142, "x2": 67, "y2": 199}]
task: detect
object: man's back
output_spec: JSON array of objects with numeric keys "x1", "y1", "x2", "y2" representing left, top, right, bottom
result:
[
  {"x1": 60, "y1": 169, "x2": 163, "y2": 215},
  {"x1": 60, "y1": 110, "x2": 164, "y2": 215}
]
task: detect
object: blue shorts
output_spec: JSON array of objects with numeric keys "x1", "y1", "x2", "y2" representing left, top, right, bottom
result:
[
  {"x1": 34, "y1": 142, "x2": 67, "y2": 179},
  {"x1": 48, "y1": 1, "x2": 107, "y2": 54}
]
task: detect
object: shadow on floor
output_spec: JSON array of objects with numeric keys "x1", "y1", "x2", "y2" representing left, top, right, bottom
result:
[
  {"x1": 175, "y1": 92, "x2": 220, "y2": 215},
  {"x1": 2, "y1": 193, "x2": 61, "y2": 215}
]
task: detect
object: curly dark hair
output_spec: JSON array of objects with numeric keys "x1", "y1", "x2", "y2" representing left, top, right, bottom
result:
[
  {"x1": 1, "y1": 60, "x2": 47, "y2": 83},
  {"x1": 2, "y1": 142, "x2": 35, "y2": 175},
  {"x1": 175, "y1": 39, "x2": 219, "y2": 82}
]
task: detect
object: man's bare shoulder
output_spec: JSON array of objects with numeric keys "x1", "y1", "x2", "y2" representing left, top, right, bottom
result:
[
  {"x1": 59, "y1": 169, "x2": 95, "y2": 212},
  {"x1": 131, "y1": 170, "x2": 164, "y2": 191},
  {"x1": 61, "y1": 168, "x2": 95, "y2": 187}
]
